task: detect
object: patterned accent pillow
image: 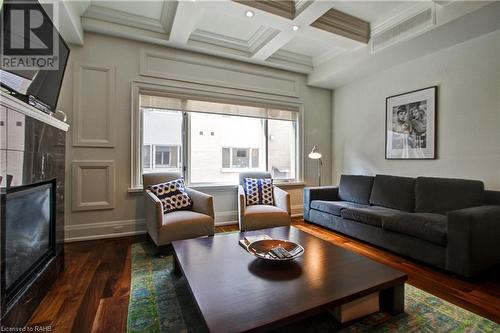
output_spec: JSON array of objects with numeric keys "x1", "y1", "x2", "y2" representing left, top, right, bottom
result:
[
  {"x1": 243, "y1": 178, "x2": 275, "y2": 206},
  {"x1": 149, "y1": 178, "x2": 192, "y2": 214}
]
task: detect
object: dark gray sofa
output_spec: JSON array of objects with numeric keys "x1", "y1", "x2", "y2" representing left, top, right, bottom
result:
[{"x1": 304, "y1": 175, "x2": 500, "y2": 278}]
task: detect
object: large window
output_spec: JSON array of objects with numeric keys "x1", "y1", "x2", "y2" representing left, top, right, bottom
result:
[
  {"x1": 138, "y1": 94, "x2": 299, "y2": 185},
  {"x1": 142, "y1": 109, "x2": 183, "y2": 174},
  {"x1": 268, "y1": 119, "x2": 296, "y2": 180}
]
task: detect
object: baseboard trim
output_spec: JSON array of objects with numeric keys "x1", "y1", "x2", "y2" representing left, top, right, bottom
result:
[
  {"x1": 64, "y1": 205, "x2": 303, "y2": 242},
  {"x1": 291, "y1": 204, "x2": 304, "y2": 218},
  {"x1": 65, "y1": 230, "x2": 147, "y2": 243},
  {"x1": 215, "y1": 220, "x2": 238, "y2": 226},
  {"x1": 65, "y1": 219, "x2": 146, "y2": 243}
]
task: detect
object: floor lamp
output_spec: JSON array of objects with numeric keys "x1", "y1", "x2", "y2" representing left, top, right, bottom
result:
[{"x1": 308, "y1": 145, "x2": 322, "y2": 186}]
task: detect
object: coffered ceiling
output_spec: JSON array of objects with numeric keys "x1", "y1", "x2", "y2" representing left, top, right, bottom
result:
[
  {"x1": 69, "y1": 0, "x2": 420, "y2": 73},
  {"x1": 55, "y1": 0, "x2": 500, "y2": 88}
]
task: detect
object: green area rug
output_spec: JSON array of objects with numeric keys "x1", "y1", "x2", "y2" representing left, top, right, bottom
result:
[{"x1": 127, "y1": 242, "x2": 498, "y2": 333}]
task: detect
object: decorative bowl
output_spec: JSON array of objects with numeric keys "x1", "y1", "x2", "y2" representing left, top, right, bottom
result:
[{"x1": 247, "y1": 239, "x2": 304, "y2": 261}]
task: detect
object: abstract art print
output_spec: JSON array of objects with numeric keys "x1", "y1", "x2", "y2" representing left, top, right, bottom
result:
[{"x1": 386, "y1": 86, "x2": 437, "y2": 159}]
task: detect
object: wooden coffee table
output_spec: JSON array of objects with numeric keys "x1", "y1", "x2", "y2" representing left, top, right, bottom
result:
[{"x1": 172, "y1": 226, "x2": 407, "y2": 332}]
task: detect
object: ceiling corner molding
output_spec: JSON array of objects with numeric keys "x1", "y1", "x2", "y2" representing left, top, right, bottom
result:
[
  {"x1": 269, "y1": 50, "x2": 313, "y2": 72},
  {"x1": 247, "y1": 26, "x2": 281, "y2": 53},
  {"x1": 294, "y1": 0, "x2": 313, "y2": 16},
  {"x1": 169, "y1": 1, "x2": 203, "y2": 44},
  {"x1": 160, "y1": 0, "x2": 178, "y2": 36},
  {"x1": 311, "y1": 9, "x2": 370, "y2": 44}
]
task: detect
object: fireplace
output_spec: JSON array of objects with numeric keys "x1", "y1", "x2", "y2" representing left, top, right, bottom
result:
[
  {"x1": 2, "y1": 179, "x2": 56, "y2": 306},
  {"x1": 0, "y1": 98, "x2": 67, "y2": 327}
]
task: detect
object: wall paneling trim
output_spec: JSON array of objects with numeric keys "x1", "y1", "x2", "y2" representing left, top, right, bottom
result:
[
  {"x1": 72, "y1": 160, "x2": 116, "y2": 211},
  {"x1": 72, "y1": 63, "x2": 116, "y2": 147}
]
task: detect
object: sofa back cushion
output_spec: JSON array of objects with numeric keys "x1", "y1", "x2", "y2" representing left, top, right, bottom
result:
[
  {"x1": 415, "y1": 177, "x2": 484, "y2": 214},
  {"x1": 370, "y1": 175, "x2": 416, "y2": 212},
  {"x1": 339, "y1": 175, "x2": 374, "y2": 204}
]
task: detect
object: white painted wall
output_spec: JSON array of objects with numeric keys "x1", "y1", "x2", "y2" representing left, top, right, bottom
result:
[
  {"x1": 60, "y1": 33, "x2": 332, "y2": 241},
  {"x1": 332, "y1": 30, "x2": 500, "y2": 190}
]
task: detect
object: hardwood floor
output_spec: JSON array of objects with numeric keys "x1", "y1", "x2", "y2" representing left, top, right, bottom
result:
[{"x1": 27, "y1": 220, "x2": 500, "y2": 332}]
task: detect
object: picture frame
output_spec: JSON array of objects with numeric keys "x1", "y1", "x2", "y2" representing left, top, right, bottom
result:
[{"x1": 385, "y1": 86, "x2": 437, "y2": 160}]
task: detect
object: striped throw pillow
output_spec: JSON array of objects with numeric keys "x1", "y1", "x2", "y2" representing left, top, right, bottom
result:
[{"x1": 243, "y1": 178, "x2": 274, "y2": 206}]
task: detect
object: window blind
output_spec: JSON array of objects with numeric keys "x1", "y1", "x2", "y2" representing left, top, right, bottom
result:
[{"x1": 140, "y1": 95, "x2": 297, "y2": 121}]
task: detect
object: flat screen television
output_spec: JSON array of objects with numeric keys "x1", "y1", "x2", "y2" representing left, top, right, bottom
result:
[{"x1": 0, "y1": 0, "x2": 70, "y2": 114}]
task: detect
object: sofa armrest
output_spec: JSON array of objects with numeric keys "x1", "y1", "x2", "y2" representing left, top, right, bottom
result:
[
  {"x1": 144, "y1": 190, "x2": 164, "y2": 245},
  {"x1": 303, "y1": 186, "x2": 339, "y2": 221},
  {"x1": 485, "y1": 190, "x2": 500, "y2": 205},
  {"x1": 238, "y1": 185, "x2": 246, "y2": 229},
  {"x1": 446, "y1": 205, "x2": 500, "y2": 277},
  {"x1": 274, "y1": 185, "x2": 291, "y2": 216},
  {"x1": 185, "y1": 187, "x2": 215, "y2": 219}
]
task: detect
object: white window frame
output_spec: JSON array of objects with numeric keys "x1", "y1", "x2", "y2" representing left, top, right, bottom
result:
[
  {"x1": 130, "y1": 81, "x2": 304, "y2": 191},
  {"x1": 152, "y1": 144, "x2": 180, "y2": 169},
  {"x1": 142, "y1": 144, "x2": 152, "y2": 169},
  {"x1": 221, "y1": 147, "x2": 260, "y2": 171}
]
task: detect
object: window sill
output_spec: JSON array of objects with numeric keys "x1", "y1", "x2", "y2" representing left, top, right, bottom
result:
[
  {"x1": 128, "y1": 181, "x2": 305, "y2": 194},
  {"x1": 274, "y1": 181, "x2": 306, "y2": 188},
  {"x1": 128, "y1": 187, "x2": 144, "y2": 194}
]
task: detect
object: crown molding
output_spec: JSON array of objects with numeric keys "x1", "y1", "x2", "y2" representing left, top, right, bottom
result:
[
  {"x1": 271, "y1": 49, "x2": 312, "y2": 68},
  {"x1": 371, "y1": 2, "x2": 434, "y2": 36},
  {"x1": 312, "y1": 47, "x2": 345, "y2": 67},
  {"x1": 248, "y1": 26, "x2": 280, "y2": 53},
  {"x1": 83, "y1": 4, "x2": 167, "y2": 33},
  {"x1": 190, "y1": 29, "x2": 251, "y2": 51},
  {"x1": 160, "y1": 0, "x2": 178, "y2": 36}
]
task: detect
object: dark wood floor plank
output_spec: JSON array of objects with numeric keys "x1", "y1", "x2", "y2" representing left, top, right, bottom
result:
[
  {"x1": 71, "y1": 261, "x2": 110, "y2": 333},
  {"x1": 27, "y1": 222, "x2": 499, "y2": 332},
  {"x1": 91, "y1": 242, "x2": 133, "y2": 333}
]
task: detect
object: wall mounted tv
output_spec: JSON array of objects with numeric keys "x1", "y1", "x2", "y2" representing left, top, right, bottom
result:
[{"x1": 0, "y1": 0, "x2": 70, "y2": 114}]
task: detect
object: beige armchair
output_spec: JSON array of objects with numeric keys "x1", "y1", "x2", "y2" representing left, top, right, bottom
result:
[
  {"x1": 238, "y1": 172, "x2": 291, "y2": 231},
  {"x1": 143, "y1": 172, "x2": 215, "y2": 246}
]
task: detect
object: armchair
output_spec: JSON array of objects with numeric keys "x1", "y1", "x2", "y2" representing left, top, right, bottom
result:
[
  {"x1": 238, "y1": 171, "x2": 291, "y2": 231},
  {"x1": 143, "y1": 172, "x2": 215, "y2": 246}
]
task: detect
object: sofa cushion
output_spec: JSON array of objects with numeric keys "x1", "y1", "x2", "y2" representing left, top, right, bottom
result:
[
  {"x1": 310, "y1": 200, "x2": 368, "y2": 216},
  {"x1": 243, "y1": 205, "x2": 290, "y2": 231},
  {"x1": 158, "y1": 210, "x2": 214, "y2": 245},
  {"x1": 369, "y1": 175, "x2": 415, "y2": 212},
  {"x1": 338, "y1": 175, "x2": 374, "y2": 205},
  {"x1": 382, "y1": 213, "x2": 447, "y2": 246},
  {"x1": 340, "y1": 206, "x2": 399, "y2": 228},
  {"x1": 415, "y1": 177, "x2": 484, "y2": 214}
]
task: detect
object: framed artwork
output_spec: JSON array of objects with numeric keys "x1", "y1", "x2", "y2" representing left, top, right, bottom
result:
[{"x1": 385, "y1": 86, "x2": 437, "y2": 159}]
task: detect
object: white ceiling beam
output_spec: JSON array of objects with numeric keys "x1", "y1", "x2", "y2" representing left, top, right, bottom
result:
[
  {"x1": 169, "y1": 1, "x2": 203, "y2": 45},
  {"x1": 251, "y1": 1, "x2": 332, "y2": 61}
]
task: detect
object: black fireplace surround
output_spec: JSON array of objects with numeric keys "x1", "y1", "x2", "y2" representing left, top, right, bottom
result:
[
  {"x1": 0, "y1": 107, "x2": 66, "y2": 327},
  {"x1": 3, "y1": 180, "x2": 56, "y2": 306}
]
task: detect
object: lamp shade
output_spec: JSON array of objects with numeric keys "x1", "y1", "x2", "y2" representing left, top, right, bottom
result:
[{"x1": 308, "y1": 145, "x2": 322, "y2": 159}]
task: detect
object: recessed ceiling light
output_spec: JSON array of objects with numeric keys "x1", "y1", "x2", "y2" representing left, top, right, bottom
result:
[
  {"x1": 245, "y1": 10, "x2": 254, "y2": 18},
  {"x1": 292, "y1": 25, "x2": 300, "y2": 31}
]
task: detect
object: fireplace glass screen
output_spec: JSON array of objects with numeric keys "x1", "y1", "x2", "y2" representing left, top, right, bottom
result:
[{"x1": 5, "y1": 182, "x2": 54, "y2": 293}]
